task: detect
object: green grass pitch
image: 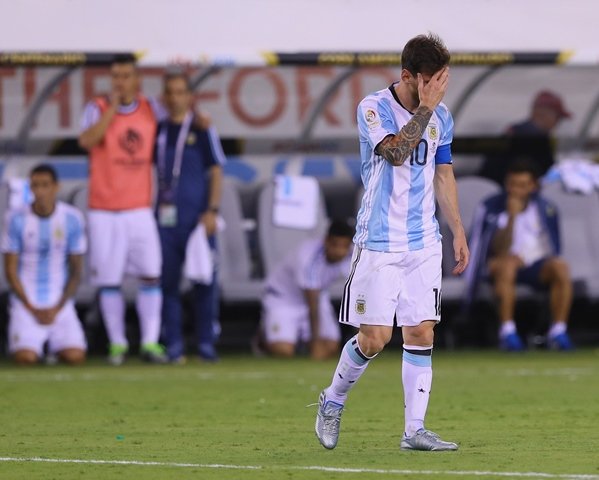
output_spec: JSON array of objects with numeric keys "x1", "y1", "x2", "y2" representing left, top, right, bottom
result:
[{"x1": 1, "y1": 349, "x2": 599, "y2": 479}]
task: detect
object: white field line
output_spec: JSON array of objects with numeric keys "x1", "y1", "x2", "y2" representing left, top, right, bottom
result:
[
  {"x1": 0, "y1": 367, "x2": 593, "y2": 383},
  {"x1": 504, "y1": 368, "x2": 593, "y2": 377},
  {"x1": 0, "y1": 456, "x2": 598, "y2": 479},
  {"x1": 0, "y1": 371, "x2": 278, "y2": 382}
]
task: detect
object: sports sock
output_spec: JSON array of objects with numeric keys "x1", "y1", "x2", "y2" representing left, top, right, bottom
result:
[
  {"x1": 548, "y1": 321, "x2": 567, "y2": 338},
  {"x1": 325, "y1": 335, "x2": 376, "y2": 404},
  {"x1": 403, "y1": 344, "x2": 433, "y2": 437},
  {"x1": 100, "y1": 288, "x2": 127, "y2": 347},
  {"x1": 136, "y1": 284, "x2": 163, "y2": 346},
  {"x1": 499, "y1": 320, "x2": 516, "y2": 338}
]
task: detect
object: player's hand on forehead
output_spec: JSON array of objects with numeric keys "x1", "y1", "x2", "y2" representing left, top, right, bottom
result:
[
  {"x1": 427, "y1": 66, "x2": 449, "y2": 84},
  {"x1": 434, "y1": 66, "x2": 449, "y2": 78},
  {"x1": 417, "y1": 66, "x2": 448, "y2": 85},
  {"x1": 425, "y1": 67, "x2": 449, "y2": 86},
  {"x1": 417, "y1": 66, "x2": 449, "y2": 110},
  {"x1": 437, "y1": 66, "x2": 449, "y2": 87},
  {"x1": 417, "y1": 66, "x2": 448, "y2": 81}
]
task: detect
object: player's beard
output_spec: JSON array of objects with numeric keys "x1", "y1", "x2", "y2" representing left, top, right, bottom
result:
[
  {"x1": 412, "y1": 89, "x2": 420, "y2": 106},
  {"x1": 408, "y1": 83, "x2": 420, "y2": 107}
]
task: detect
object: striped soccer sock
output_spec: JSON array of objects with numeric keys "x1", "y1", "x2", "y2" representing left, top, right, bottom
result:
[
  {"x1": 402, "y1": 344, "x2": 433, "y2": 437},
  {"x1": 325, "y1": 335, "x2": 376, "y2": 404},
  {"x1": 136, "y1": 284, "x2": 163, "y2": 345},
  {"x1": 99, "y1": 287, "x2": 127, "y2": 347}
]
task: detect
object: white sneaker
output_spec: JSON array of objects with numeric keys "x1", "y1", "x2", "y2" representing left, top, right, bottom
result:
[
  {"x1": 314, "y1": 391, "x2": 344, "y2": 449},
  {"x1": 400, "y1": 429, "x2": 458, "y2": 451}
]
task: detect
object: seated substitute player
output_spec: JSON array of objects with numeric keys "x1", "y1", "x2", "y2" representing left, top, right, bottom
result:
[
  {"x1": 261, "y1": 220, "x2": 353, "y2": 360},
  {"x1": 314, "y1": 33, "x2": 470, "y2": 452},
  {"x1": 467, "y1": 159, "x2": 573, "y2": 351},
  {"x1": 1, "y1": 164, "x2": 87, "y2": 365}
]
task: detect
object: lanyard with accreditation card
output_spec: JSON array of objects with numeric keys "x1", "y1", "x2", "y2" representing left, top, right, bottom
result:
[{"x1": 156, "y1": 112, "x2": 193, "y2": 227}]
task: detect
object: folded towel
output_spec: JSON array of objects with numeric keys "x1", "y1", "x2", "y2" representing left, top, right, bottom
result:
[
  {"x1": 8, "y1": 178, "x2": 34, "y2": 209},
  {"x1": 184, "y1": 224, "x2": 213, "y2": 284},
  {"x1": 272, "y1": 175, "x2": 319, "y2": 229}
]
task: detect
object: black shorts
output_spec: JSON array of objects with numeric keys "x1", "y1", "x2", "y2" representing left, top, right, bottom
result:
[{"x1": 516, "y1": 258, "x2": 548, "y2": 289}]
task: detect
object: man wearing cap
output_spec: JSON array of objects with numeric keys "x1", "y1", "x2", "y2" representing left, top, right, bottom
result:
[{"x1": 480, "y1": 90, "x2": 572, "y2": 185}]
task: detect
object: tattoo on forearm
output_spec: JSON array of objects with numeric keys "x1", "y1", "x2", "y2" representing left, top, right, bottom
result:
[{"x1": 377, "y1": 106, "x2": 433, "y2": 166}]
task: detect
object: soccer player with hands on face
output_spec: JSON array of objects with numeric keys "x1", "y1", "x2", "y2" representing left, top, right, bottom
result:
[{"x1": 315, "y1": 33, "x2": 469, "y2": 452}]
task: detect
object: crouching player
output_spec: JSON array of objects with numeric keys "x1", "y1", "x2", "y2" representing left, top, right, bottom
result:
[
  {"x1": 261, "y1": 221, "x2": 353, "y2": 360},
  {"x1": 2, "y1": 164, "x2": 87, "y2": 365}
]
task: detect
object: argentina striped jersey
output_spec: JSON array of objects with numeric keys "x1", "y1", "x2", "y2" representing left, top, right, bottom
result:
[
  {"x1": 264, "y1": 238, "x2": 351, "y2": 305},
  {"x1": 354, "y1": 83, "x2": 454, "y2": 252},
  {"x1": 1, "y1": 201, "x2": 87, "y2": 308}
]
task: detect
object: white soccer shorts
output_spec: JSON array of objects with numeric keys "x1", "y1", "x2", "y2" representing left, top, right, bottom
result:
[
  {"x1": 262, "y1": 292, "x2": 341, "y2": 344},
  {"x1": 8, "y1": 298, "x2": 87, "y2": 356},
  {"x1": 88, "y1": 208, "x2": 162, "y2": 286},
  {"x1": 339, "y1": 241, "x2": 442, "y2": 328}
]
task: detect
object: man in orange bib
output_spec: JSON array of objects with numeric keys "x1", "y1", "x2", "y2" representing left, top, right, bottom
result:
[{"x1": 79, "y1": 58, "x2": 166, "y2": 365}]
